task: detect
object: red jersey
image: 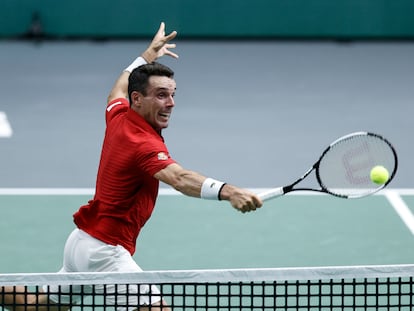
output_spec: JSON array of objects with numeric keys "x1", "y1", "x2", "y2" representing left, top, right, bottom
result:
[{"x1": 73, "y1": 98, "x2": 176, "y2": 255}]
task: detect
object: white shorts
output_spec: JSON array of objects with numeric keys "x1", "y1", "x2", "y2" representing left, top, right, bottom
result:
[{"x1": 43, "y1": 228, "x2": 161, "y2": 310}]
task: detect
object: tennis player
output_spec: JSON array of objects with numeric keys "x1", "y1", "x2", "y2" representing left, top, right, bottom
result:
[{"x1": 0, "y1": 22, "x2": 262, "y2": 311}]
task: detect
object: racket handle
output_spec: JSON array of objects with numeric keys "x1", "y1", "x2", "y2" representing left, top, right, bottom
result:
[{"x1": 258, "y1": 187, "x2": 285, "y2": 201}]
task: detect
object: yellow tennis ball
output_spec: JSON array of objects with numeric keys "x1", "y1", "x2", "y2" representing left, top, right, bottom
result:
[{"x1": 370, "y1": 165, "x2": 389, "y2": 185}]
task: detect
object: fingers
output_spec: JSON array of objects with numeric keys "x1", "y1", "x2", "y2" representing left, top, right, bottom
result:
[
  {"x1": 163, "y1": 50, "x2": 179, "y2": 59},
  {"x1": 237, "y1": 204, "x2": 257, "y2": 214},
  {"x1": 164, "y1": 51, "x2": 179, "y2": 59},
  {"x1": 165, "y1": 30, "x2": 178, "y2": 41},
  {"x1": 163, "y1": 43, "x2": 179, "y2": 58},
  {"x1": 156, "y1": 22, "x2": 166, "y2": 37},
  {"x1": 234, "y1": 195, "x2": 263, "y2": 214},
  {"x1": 156, "y1": 22, "x2": 177, "y2": 42},
  {"x1": 148, "y1": 22, "x2": 178, "y2": 60}
]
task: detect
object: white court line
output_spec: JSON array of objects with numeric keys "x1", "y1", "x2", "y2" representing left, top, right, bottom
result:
[
  {"x1": 0, "y1": 188, "x2": 414, "y2": 196},
  {"x1": 0, "y1": 188, "x2": 96, "y2": 195},
  {"x1": 1, "y1": 188, "x2": 414, "y2": 235},
  {"x1": 384, "y1": 190, "x2": 414, "y2": 235},
  {"x1": 0, "y1": 111, "x2": 13, "y2": 138}
]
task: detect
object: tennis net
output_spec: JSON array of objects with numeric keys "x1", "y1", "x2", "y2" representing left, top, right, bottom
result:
[{"x1": 0, "y1": 264, "x2": 413, "y2": 310}]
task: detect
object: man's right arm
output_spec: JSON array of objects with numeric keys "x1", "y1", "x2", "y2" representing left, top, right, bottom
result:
[{"x1": 154, "y1": 163, "x2": 262, "y2": 213}]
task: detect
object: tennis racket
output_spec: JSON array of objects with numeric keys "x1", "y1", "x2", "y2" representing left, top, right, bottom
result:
[{"x1": 258, "y1": 132, "x2": 398, "y2": 201}]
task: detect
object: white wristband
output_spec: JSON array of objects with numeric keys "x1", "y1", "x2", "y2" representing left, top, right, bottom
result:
[
  {"x1": 124, "y1": 56, "x2": 147, "y2": 73},
  {"x1": 201, "y1": 178, "x2": 226, "y2": 200}
]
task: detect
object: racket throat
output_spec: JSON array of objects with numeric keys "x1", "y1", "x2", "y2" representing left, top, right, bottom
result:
[{"x1": 283, "y1": 185, "x2": 294, "y2": 193}]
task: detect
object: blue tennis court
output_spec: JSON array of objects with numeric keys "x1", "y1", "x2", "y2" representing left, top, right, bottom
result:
[{"x1": 0, "y1": 189, "x2": 413, "y2": 273}]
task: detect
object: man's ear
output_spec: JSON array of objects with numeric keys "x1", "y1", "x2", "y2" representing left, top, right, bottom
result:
[{"x1": 130, "y1": 91, "x2": 143, "y2": 108}]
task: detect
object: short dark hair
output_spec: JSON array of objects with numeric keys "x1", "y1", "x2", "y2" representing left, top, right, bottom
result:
[{"x1": 128, "y1": 62, "x2": 175, "y2": 102}]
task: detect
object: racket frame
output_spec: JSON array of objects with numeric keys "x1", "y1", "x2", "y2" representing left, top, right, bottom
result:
[{"x1": 258, "y1": 131, "x2": 398, "y2": 201}]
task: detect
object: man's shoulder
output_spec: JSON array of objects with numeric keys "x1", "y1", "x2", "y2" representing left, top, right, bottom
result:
[{"x1": 106, "y1": 98, "x2": 129, "y2": 113}]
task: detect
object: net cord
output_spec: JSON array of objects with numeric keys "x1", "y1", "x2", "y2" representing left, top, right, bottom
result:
[{"x1": 1, "y1": 264, "x2": 414, "y2": 286}]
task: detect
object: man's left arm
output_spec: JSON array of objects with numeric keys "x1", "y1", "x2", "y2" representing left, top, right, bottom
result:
[{"x1": 107, "y1": 22, "x2": 178, "y2": 104}]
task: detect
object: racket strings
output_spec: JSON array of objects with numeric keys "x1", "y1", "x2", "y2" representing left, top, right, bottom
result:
[{"x1": 317, "y1": 134, "x2": 397, "y2": 198}]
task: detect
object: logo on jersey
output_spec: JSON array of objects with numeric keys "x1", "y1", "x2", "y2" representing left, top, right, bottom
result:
[{"x1": 157, "y1": 152, "x2": 169, "y2": 160}]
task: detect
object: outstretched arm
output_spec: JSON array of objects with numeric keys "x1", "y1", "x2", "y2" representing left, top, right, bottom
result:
[
  {"x1": 107, "y1": 22, "x2": 178, "y2": 104},
  {"x1": 154, "y1": 163, "x2": 263, "y2": 213}
]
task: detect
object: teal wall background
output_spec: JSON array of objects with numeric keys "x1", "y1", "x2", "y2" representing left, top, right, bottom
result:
[{"x1": 1, "y1": 0, "x2": 414, "y2": 39}]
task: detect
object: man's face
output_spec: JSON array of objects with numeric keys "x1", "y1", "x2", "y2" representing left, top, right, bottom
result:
[{"x1": 132, "y1": 75, "x2": 176, "y2": 131}]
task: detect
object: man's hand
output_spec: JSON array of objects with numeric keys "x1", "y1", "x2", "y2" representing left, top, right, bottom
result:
[
  {"x1": 142, "y1": 22, "x2": 178, "y2": 63},
  {"x1": 220, "y1": 184, "x2": 263, "y2": 213}
]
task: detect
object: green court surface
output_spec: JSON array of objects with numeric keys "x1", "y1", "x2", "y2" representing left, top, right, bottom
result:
[{"x1": 0, "y1": 190, "x2": 413, "y2": 273}]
